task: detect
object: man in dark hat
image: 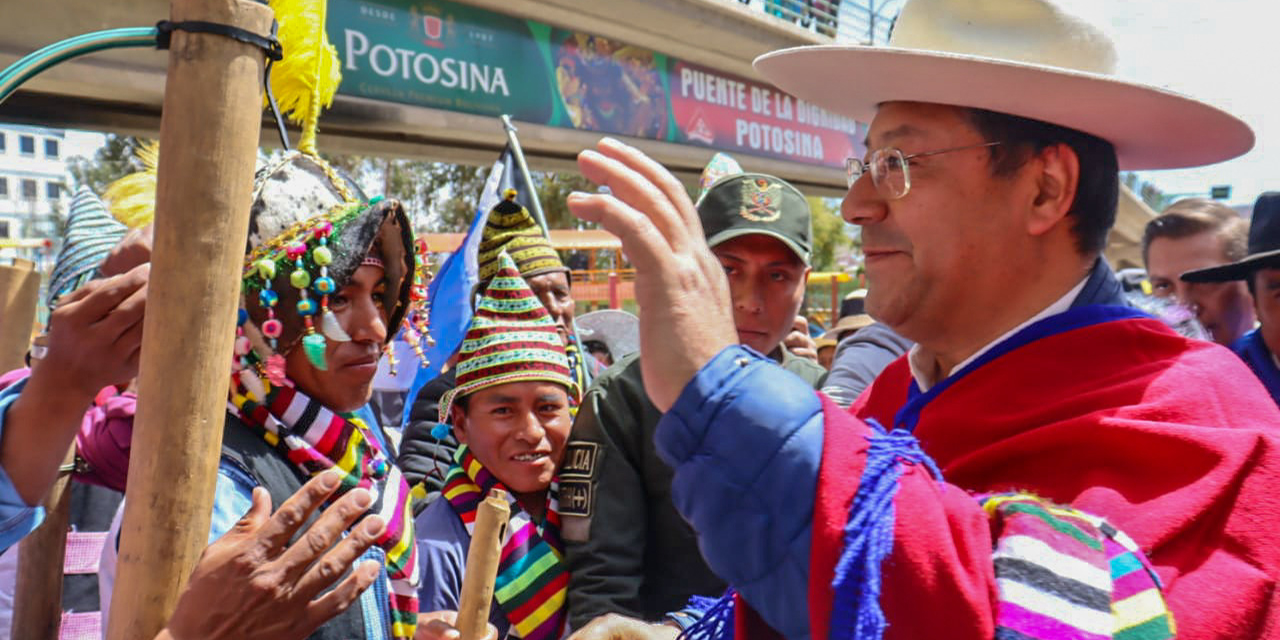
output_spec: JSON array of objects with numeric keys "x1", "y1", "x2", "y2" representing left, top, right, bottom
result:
[
  {"x1": 1182, "y1": 192, "x2": 1280, "y2": 405},
  {"x1": 563, "y1": 172, "x2": 824, "y2": 629}
]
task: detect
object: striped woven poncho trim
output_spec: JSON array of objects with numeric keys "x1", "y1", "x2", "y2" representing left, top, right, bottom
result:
[
  {"x1": 229, "y1": 381, "x2": 421, "y2": 640},
  {"x1": 443, "y1": 445, "x2": 568, "y2": 640},
  {"x1": 980, "y1": 493, "x2": 1175, "y2": 640}
]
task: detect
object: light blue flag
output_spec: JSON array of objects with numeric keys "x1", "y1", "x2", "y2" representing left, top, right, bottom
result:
[{"x1": 400, "y1": 150, "x2": 511, "y2": 426}]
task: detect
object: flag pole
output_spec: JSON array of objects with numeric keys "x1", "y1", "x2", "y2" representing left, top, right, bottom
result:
[{"x1": 500, "y1": 115, "x2": 550, "y2": 237}]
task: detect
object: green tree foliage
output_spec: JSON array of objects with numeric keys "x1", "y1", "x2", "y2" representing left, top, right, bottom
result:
[
  {"x1": 320, "y1": 153, "x2": 596, "y2": 234},
  {"x1": 807, "y1": 196, "x2": 853, "y2": 272},
  {"x1": 535, "y1": 171, "x2": 595, "y2": 230},
  {"x1": 68, "y1": 134, "x2": 143, "y2": 194}
]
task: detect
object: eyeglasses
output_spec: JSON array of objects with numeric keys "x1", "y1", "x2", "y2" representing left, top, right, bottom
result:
[{"x1": 844, "y1": 141, "x2": 1003, "y2": 199}]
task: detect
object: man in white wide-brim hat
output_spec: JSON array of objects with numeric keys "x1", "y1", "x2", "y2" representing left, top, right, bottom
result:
[{"x1": 557, "y1": 1, "x2": 1280, "y2": 639}]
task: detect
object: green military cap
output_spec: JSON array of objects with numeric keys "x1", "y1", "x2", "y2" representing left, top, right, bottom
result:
[{"x1": 696, "y1": 173, "x2": 812, "y2": 264}]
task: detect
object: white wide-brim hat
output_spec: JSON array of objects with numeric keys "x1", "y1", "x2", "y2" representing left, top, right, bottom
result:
[{"x1": 754, "y1": 0, "x2": 1253, "y2": 170}]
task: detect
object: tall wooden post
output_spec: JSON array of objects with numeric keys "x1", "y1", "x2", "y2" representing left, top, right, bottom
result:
[
  {"x1": 0, "y1": 259, "x2": 39, "y2": 372},
  {"x1": 105, "y1": 0, "x2": 273, "y2": 638},
  {"x1": 0, "y1": 261, "x2": 65, "y2": 638},
  {"x1": 11, "y1": 443, "x2": 74, "y2": 639}
]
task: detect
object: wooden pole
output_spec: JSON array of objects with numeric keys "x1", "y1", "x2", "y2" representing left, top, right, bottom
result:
[
  {"x1": 106, "y1": 0, "x2": 273, "y2": 638},
  {"x1": 0, "y1": 262, "x2": 62, "y2": 639},
  {"x1": 12, "y1": 452, "x2": 73, "y2": 639},
  {"x1": 456, "y1": 488, "x2": 510, "y2": 640},
  {"x1": 0, "y1": 259, "x2": 39, "y2": 372}
]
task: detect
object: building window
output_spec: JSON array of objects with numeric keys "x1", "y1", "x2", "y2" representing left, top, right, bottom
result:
[
  {"x1": 0, "y1": 178, "x2": 7, "y2": 198},
  {"x1": 21, "y1": 179, "x2": 37, "y2": 200},
  {"x1": 46, "y1": 182, "x2": 63, "y2": 199},
  {"x1": 18, "y1": 136, "x2": 34, "y2": 156},
  {"x1": 0, "y1": 221, "x2": 9, "y2": 239},
  {"x1": 44, "y1": 139, "x2": 59, "y2": 159},
  {"x1": 0, "y1": 134, "x2": 6, "y2": 153}
]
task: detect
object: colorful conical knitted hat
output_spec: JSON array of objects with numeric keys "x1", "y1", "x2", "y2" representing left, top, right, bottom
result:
[
  {"x1": 476, "y1": 190, "x2": 566, "y2": 282},
  {"x1": 439, "y1": 252, "x2": 579, "y2": 422},
  {"x1": 46, "y1": 187, "x2": 129, "y2": 310}
]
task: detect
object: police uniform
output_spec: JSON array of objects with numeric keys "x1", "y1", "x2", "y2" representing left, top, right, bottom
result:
[{"x1": 562, "y1": 172, "x2": 822, "y2": 627}]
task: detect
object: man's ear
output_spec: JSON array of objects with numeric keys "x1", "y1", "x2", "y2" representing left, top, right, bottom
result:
[
  {"x1": 1026, "y1": 142, "x2": 1079, "y2": 238},
  {"x1": 450, "y1": 404, "x2": 469, "y2": 445}
]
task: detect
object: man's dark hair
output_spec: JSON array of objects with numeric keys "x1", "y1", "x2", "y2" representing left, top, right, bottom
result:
[
  {"x1": 964, "y1": 108, "x2": 1119, "y2": 256},
  {"x1": 1141, "y1": 198, "x2": 1248, "y2": 268}
]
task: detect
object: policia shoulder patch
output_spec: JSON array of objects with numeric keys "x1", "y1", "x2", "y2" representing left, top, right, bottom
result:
[{"x1": 559, "y1": 442, "x2": 598, "y2": 518}]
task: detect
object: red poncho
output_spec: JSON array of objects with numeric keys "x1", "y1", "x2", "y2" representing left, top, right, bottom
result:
[{"x1": 794, "y1": 315, "x2": 1280, "y2": 640}]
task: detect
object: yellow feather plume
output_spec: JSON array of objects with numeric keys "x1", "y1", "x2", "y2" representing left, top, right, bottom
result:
[
  {"x1": 266, "y1": 0, "x2": 342, "y2": 155},
  {"x1": 104, "y1": 140, "x2": 159, "y2": 229}
]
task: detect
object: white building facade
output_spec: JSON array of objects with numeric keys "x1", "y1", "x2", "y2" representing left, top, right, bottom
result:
[{"x1": 0, "y1": 124, "x2": 70, "y2": 241}]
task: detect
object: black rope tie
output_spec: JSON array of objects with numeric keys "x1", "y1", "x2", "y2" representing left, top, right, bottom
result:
[
  {"x1": 154, "y1": 20, "x2": 282, "y2": 60},
  {"x1": 154, "y1": 19, "x2": 292, "y2": 151}
]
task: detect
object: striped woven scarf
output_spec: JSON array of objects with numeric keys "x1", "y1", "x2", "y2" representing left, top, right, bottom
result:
[
  {"x1": 442, "y1": 445, "x2": 568, "y2": 640},
  {"x1": 230, "y1": 382, "x2": 420, "y2": 640},
  {"x1": 979, "y1": 493, "x2": 1175, "y2": 640}
]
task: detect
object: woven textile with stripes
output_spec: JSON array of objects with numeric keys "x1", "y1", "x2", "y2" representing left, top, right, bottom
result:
[
  {"x1": 980, "y1": 493, "x2": 1175, "y2": 640},
  {"x1": 230, "y1": 382, "x2": 421, "y2": 640},
  {"x1": 442, "y1": 444, "x2": 568, "y2": 640}
]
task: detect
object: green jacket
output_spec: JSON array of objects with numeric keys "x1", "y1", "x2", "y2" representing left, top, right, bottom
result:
[{"x1": 562, "y1": 348, "x2": 824, "y2": 626}]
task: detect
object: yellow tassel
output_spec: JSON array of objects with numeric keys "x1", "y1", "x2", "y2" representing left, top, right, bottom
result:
[
  {"x1": 104, "y1": 140, "x2": 159, "y2": 229},
  {"x1": 267, "y1": 0, "x2": 341, "y2": 156}
]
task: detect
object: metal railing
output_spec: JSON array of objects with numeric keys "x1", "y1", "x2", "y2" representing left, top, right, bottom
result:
[{"x1": 733, "y1": 0, "x2": 903, "y2": 44}]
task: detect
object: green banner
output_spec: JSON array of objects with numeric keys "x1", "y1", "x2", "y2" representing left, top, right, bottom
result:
[{"x1": 329, "y1": 0, "x2": 862, "y2": 168}]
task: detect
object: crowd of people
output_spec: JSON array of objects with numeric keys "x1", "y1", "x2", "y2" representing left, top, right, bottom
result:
[{"x1": 1, "y1": 0, "x2": 1279, "y2": 638}]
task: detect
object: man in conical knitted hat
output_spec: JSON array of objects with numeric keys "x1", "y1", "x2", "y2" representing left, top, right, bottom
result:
[
  {"x1": 415, "y1": 252, "x2": 576, "y2": 640},
  {"x1": 400, "y1": 191, "x2": 599, "y2": 501},
  {"x1": 559, "y1": 0, "x2": 1280, "y2": 637}
]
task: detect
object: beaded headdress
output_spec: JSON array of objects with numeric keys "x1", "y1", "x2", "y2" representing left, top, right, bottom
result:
[{"x1": 231, "y1": 151, "x2": 424, "y2": 396}]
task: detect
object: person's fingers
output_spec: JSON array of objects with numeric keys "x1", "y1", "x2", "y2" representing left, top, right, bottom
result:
[
  {"x1": 94, "y1": 280, "x2": 148, "y2": 344},
  {"x1": 274, "y1": 486, "x2": 374, "y2": 581},
  {"x1": 596, "y1": 138, "x2": 706, "y2": 241},
  {"x1": 116, "y1": 319, "x2": 146, "y2": 379},
  {"x1": 293, "y1": 513, "x2": 385, "y2": 600},
  {"x1": 415, "y1": 617, "x2": 461, "y2": 640},
  {"x1": 255, "y1": 470, "x2": 344, "y2": 555},
  {"x1": 793, "y1": 316, "x2": 810, "y2": 332},
  {"x1": 57, "y1": 264, "x2": 150, "y2": 329},
  {"x1": 577, "y1": 146, "x2": 691, "y2": 253},
  {"x1": 230, "y1": 487, "x2": 274, "y2": 536},
  {"x1": 566, "y1": 192, "x2": 671, "y2": 275},
  {"x1": 305, "y1": 559, "x2": 381, "y2": 631}
]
